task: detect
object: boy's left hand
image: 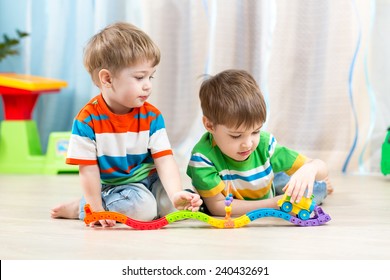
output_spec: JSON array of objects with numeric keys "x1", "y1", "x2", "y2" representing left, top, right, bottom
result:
[{"x1": 172, "y1": 191, "x2": 203, "y2": 212}]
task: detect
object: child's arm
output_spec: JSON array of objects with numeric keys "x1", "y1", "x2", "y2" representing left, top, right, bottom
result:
[
  {"x1": 203, "y1": 193, "x2": 281, "y2": 216},
  {"x1": 154, "y1": 155, "x2": 203, "y2": 211},
  {"x1": 79, "y1": 164, "x2": 116, "y2": 227},
  {"x1": 282, "y1": 158, "x2": 328, "y2": 204}
]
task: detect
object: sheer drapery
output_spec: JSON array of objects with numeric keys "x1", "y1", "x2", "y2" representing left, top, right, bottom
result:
[{"x1": 0, "y1": 0, "x2": 388, "y2": 174}]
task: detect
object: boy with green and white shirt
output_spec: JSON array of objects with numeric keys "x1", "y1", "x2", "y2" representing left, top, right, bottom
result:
[{"x1": 187, "y1": 69, "x2": 332, "y2": 216}]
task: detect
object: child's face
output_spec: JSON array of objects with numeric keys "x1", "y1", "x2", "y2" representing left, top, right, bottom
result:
[
  {"x1": 208, "y1": 121, "x2": 262, "y2": 161},
  {"x1": 103, "y1": 61, "x2": 156, "y2": 114}
]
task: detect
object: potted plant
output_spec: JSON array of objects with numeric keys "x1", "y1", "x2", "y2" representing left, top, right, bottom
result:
[{"x1": 0, "y1": 29, "x2": 29, "y2": 63}]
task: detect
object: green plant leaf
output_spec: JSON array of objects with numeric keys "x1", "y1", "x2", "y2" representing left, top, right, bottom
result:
[{"x1": 0, "y1": 29, "x2": 29, "y2": 63}]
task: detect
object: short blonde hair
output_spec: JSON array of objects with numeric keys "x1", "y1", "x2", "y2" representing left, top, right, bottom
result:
[
  {"x1": 83, "y1": 22, "x2": 160, "y2": 86},
  {"x1": 199, "y1": 69, "x2": 267, "y2": 129}
]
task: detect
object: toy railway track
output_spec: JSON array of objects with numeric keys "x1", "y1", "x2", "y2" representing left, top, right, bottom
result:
[{"x1": 83, "y1": 204, "x2": 331, "y2": 230}]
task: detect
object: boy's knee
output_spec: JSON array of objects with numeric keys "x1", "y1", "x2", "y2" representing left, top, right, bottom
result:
[
  {"x1": 126, "y1": 205, "x2": 157, "y2": 221},
  {"x1": 151, "y1": 180, "x2": 176, "y2": 217},
  {"x1": 106, "y1": 189, "x2": 158, "y2": 221},
  {"x1": 312, "y1": 181, "x2": 327, "y2": 205}
]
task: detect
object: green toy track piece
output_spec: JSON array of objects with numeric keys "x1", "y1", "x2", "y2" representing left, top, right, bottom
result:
[{"x1": 165, "y1": 210, "x2": 210, "y2": 224}]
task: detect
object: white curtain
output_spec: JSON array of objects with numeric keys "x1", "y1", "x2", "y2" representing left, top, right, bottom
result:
[{"x1": 0, "y1": 0, "x2": 388, "y2": 175}]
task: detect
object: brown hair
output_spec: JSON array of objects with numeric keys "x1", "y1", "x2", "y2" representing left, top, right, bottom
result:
[
  {"x1": 199, "y1": 69, "x2": 267, "y2": 129},
  {"x1": 83, "y1": 22, "x2": 160, "y2": 86}
]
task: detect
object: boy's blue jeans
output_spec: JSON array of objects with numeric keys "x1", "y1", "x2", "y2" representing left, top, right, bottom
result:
[
  {"x1": 273, "y1": 172, "x2": 328, "y2": 205},
  {"x1": 78, "y1": 173, "x2": 176, "y2": 221}
]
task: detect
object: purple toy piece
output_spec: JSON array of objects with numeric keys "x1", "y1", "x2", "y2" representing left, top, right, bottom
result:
[{"x1": 290, "y1": 205, "x2": 331, "y2": 226}]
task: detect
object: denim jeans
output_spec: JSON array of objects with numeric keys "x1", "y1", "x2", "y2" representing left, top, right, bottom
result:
[
  {"x1": 273, "y1": 172, "x2": 328, "y2": 205},
  {"x1": 79, "y1": 172, "x2": 176, "y2": 221}
]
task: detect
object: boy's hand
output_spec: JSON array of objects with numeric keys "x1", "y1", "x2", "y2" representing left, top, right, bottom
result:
[
  {"x1": 282, "y1": 163, "x2": 316, "y2": 203},
  {"x1": 86, "y1": 206, "x2": 116, "y2": 228},
  {"x1": 172, "y1": 191, "x2": 203, "y2": 212},
  {"x1": 88, "y1": 219, "x2": 116, "y2": 228}
]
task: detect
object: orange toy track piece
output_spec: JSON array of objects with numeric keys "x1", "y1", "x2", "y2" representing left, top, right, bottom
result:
[
  {"x1": 84, "y1": 204, "x2": 128, "y2": 224},
  {"x1": 83, "y1": 204, "x2": 169, "y2": 230}
]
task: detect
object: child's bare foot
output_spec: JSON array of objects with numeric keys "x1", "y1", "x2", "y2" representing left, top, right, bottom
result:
[
  {"x1": 324, "y1": 177, "x2": 334, "y2": 194},
  {"x1": 51, "y1": 199, "x2": 80, "y2": 219}
]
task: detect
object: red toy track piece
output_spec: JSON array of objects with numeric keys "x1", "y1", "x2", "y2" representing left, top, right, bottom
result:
[{"x1": 124, "y1": 217, "x2": 169, "y2": 230}]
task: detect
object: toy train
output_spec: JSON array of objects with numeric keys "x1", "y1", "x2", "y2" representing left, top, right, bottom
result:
[{"x1": 277, "y1": 193, "x2": 316, "y2": 220}]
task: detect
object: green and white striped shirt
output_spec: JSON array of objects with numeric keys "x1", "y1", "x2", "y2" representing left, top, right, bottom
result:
[{"x1": 186, "y1": 131, "x2": 306, "y2": 200}]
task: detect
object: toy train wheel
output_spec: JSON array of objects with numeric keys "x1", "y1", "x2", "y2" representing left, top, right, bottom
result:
[
  {"x1": 280, "y1": 202, "x2": 292, "y2": 213},
  {"x1": 298, "y1": 209, "x2": 310, "y2": 220}
]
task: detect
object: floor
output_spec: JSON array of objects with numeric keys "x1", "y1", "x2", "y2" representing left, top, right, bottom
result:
[{"x1": 0, "y1": 172, "x2": 389, "y2": 260}]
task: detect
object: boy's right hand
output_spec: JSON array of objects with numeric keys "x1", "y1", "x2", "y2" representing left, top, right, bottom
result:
[
  {"x1": 172, "y1": 191, "x2": 203, "y2": 212},
  {"x1": 86, "y1": 206, "x2": 116, "y2": 227},
  {"x1": 88, "y1": 219, "x2": 116, "y2": 228}
]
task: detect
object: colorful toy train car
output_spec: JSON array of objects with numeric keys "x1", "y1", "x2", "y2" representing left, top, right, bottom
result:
[{"x1": 277, "y1": 193, "x2": 316, "y2": 220}]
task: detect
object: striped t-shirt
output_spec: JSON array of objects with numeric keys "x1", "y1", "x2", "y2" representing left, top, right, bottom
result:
[
  {"x1": 66, "y1": 94, "x2": 172, "y2": 185},
  {"x1": 186, "y1": 131, "x2": 306, "y2": 200}
]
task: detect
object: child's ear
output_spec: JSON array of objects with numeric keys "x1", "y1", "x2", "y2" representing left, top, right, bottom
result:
[
  {"x1": 98, "y1": 69, "x2": 112, "y2": 88},
  {"x1": 202, "y1": 116, "x2": 215, "y2": 133}
]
